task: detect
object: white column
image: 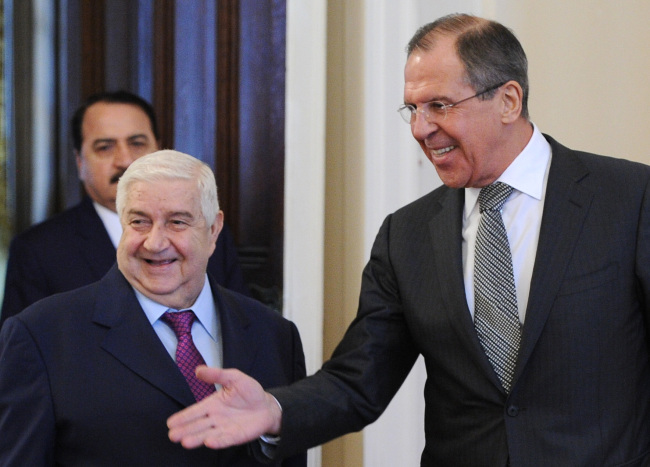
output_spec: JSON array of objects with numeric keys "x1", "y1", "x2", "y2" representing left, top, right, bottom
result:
[
  {"x1": 284, "y1": 1, "x2": 328, "y2": 466},
  {"x1": 360, "y1": 2, "x2": 430, "y2": 466},
  {"x1": 361, "y1": 2, "x2": 481, "y2": 466},
  {"x1": 31, "y1": 0, "x2": 57, "y2": 223}
]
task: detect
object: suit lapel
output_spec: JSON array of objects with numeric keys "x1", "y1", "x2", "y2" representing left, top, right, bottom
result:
[
  {"x1": 93, "y1": 266, "x2": 196, "y2": 407},
  {"x1": 513, "y1": 136, "x2": 593, "y2": 383},
  {"x1": 75, "y1": 198, "x2": 118, "y2": 280},
  {"x1": 430, "y1": 141, "x2": 595, "y2": 391},
  {"x1": 212, "y1": 279, "x2": 258, "y2": 372},
  {"x1": 429, "y1": 188, "x2": 502, "y2": 385}
]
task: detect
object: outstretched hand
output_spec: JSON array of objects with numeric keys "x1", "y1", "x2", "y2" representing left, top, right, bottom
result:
[{"x1": 167, "y1": 366, "x2": 282, "y2": 450}]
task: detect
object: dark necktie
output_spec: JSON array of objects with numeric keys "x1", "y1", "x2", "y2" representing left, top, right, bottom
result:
[
  {"x1": 161, "y1": 310, "x2": 216, "y2": 401},
  {"x1": 474, "y1": 182, "x2": 521, "y2": 393}
]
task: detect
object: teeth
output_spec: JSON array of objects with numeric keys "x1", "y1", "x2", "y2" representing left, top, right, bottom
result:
[
  {"x1": 146, "y1": 259, "x2": 174, "y2": 265},
  {"x1": 432, "y1": 145, "x2": 455, "y2": 155}
]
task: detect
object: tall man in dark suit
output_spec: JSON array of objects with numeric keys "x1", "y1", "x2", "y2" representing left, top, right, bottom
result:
[
  {"x1": 166, "y1": 14, "x2": 650, "y2": 466},
  {"x1": 0, "y1": 90, "x2": 248, "y2": 326},
  {"x1": 0, "y1": 150, "x2": 306, "y2": 466}
]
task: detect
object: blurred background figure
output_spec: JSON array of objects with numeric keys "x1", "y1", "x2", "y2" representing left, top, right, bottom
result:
[{"x1": 0, "y1": 91, "x2": 249, "y2": 326}]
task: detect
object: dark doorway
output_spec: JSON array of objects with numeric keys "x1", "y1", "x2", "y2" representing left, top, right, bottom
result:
[{"x1": 25, "y1": 0, "x2": 286, "y2": 308}]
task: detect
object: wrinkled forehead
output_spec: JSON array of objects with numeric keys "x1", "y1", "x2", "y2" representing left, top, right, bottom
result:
[{"x1": 125, "y1": 178, "x2": 199, "y2": 207}]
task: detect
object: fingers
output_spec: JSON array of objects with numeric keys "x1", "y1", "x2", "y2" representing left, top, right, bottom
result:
[
  {"x1": 195, "y1": 365, "x2": 227, "y2": 385},
  {"x1": 168, "y1": 412, "x2": 244, "y2": 450},
  {"x1": 167, "y1": 388, "x2": 220, "y2": 433},
  {"x1": 167, "y1": 367, "x2": 237, "y2": 429},
  {"x1": 167, "y1": 397, "x2": 213, "y2": 444},
  {"x1": 168, "y1": 412, "x2": 216, "y2": 448},
  {"x1": 167, "y1": 367, "x2": 277, "y2": 450}
]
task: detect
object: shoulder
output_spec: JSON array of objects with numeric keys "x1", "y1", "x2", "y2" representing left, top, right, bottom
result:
[
  {"x1": 8, "y1": 267, "x2": 126, "y2": 331},
  {"x1": 545, "y1": 134, "x2": 650, "y2": 201},
  {"x1": 217, "y1": 284, "x2": 289, "y2": 324},
  {"x1": 211, "y1": 281, "x2": 301, "y2": 344},
  {"x1": 546, "y1": 134, "x2": 650, "y2": 179},
  {"x1": 379, "y1": 184, "x2": 457, "y2": 238},
  {"x1": 20, "y1": 272, "x2": 105, "y2": 314},
  {"x1": 10, "y1": 200, "x2": 93, "y2": 248},
  {"x1": 3, "y1": 284, "x2": 97, "y2": 343}
]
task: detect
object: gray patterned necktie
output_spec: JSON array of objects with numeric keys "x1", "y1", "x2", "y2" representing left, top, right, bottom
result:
[{"x1": 474, "y1": 182, "x2": 521, "y2": 393}]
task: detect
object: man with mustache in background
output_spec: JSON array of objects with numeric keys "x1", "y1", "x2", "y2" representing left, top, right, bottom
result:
[{"x1": 0, "y1": 91, "x2": 249, "y2": 326}]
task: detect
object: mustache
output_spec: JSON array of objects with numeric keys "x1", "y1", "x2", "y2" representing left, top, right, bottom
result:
[{"x1": 110, "y1": 170, "x2": 127, "y2": 185}]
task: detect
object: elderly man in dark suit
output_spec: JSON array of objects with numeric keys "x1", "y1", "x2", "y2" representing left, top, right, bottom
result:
[
  {"x1": 0, "y1": 90, "x2": 248, "y2": 327},
  {"x1": 166, "y1": 14, "x2": 650, "y2": 466},
  {"x1": 0, "y1": 150, "x2": 306, "y2": 466}
]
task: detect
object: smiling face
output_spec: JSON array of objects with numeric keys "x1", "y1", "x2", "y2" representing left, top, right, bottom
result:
[
  {"x1": 404, "y1": 35, "x2": 514, "y2": 188},
  {"x1": 117, "y1": 178, "x2": 223, "y2": 310},
  {"x1": 76, "y1": 102, "x2": 159, "y2": 212}
]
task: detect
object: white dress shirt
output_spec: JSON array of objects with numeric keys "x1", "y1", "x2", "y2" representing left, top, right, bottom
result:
[
  {"x1": 93, "y1": 201, "x2": 122, "y2": 248},
  {"x1": 463, "y1": 124, "x2": 552, "y2": 324},
  {"x1": 135, "y1": 277, "x2": 223, "y2": 370}
]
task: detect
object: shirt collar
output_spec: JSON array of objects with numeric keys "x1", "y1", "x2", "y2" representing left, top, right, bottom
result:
[
  {"x1": 93, "y1": 201, "x2": 122, "y2": 248},
  {"x1": 135, "y1": 275, "x2": 218, "y2": 341},
  {"x1": 465, "y1": 123, "x2": 551, "y2": 215}
]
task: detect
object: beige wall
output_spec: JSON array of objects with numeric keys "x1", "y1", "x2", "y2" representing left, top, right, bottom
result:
[
  {"x1": 322, "y1": 1, "x2": 366, "y2": 466},
  {"x1": 496, "y1": 0, "x2": 650, "y2": 164}
]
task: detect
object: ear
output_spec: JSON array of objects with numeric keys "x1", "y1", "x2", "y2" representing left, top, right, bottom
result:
[
  {"x1": 500, "y1": 81, "x2": 524, "y2": 124},
  {"x1": 207, "y1": 210, "x2": 224, "y2": 257},
  {"x1": 74, "y1": 149, "x2": 84, "y2": 179},
  {"x1": 211, "y1": 211, "x2": 224, "y2": 242}
]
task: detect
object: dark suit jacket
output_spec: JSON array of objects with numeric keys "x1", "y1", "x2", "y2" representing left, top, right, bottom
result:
[
  {"x1": 0, "y1": 196, "x2": 250, "y2": 326},
  {"x1": 270, "y1": 135, "x2": 650, "y2": 466},
  {"x1": 0, "y1": 266, "x2": 306, "y2": 466}
]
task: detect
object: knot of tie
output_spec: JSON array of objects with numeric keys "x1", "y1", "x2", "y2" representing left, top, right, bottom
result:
[
  {"x1": 161, "y1": 310, "x2": 195, "y2": 337},
  {"x1": 478, "y1": 182, "x2": 514, "y2": 213}
]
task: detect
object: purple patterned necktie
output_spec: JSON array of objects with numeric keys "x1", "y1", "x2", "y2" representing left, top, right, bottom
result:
[{"x1": 161, "y1": 310, "x2": 216, "y2": 401}]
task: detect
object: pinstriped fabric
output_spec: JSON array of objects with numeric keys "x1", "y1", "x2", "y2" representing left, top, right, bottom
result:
[
  {"x1": 161, "y1": 310, "x2": 216, "y2": 401},
  {"x1": 474, "y1": 182, "x2": 521, "y2": 393}
]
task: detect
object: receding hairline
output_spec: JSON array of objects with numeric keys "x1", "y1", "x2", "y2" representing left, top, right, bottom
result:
[{"x1": 407, "y1": 16, "x2": 490, "y2": 57}]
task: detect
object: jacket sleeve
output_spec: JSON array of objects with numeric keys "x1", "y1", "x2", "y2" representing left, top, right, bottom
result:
[
  {"x1": 270, "y1": 214, "x2": 420, "y2": 459},
  {"x1": 0, "y1": 317, "x2": 56, "y2": 465},
  {"x1": 0, "y1": 237, "x2": 50, "y2": 327},
  {"x1": 279, "y1": 321, "x2": 307, "y2": 467}
]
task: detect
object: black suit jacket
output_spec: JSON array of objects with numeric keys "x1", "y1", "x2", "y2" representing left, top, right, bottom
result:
[
  {"x1": 270, "y1": 135, "x2": 650, "y2": 466},
  {"x1": 0, "y1": 196, "x2": 249, "y2": 325},
  {"x1": 0, "y1": 266, "x2": 306, "y2": 466}
]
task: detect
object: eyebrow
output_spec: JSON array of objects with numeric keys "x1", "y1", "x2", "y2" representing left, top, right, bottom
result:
[
  {"x1": 127, "y1": 134, "x2": 151, "y2": 142},
  {"x1": 127, "y1": 209, "x2": 196, "y2": 220},
  {"x1": 168, "y1": 211, "x2": 196, "y2": 220},
  {"x1": 403, "y1": 93, "x2": 451, "y2": 106},
  {"x1": 91, "y1": 134, "x2": 150, "y2": 147},
  {"x1": 91, "y1": 138, "x2": 117, "y2": 148}
]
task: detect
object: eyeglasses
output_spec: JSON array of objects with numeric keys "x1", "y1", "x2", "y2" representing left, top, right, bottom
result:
[{"x1": 397, "y1": 82, "x2": 507, "y2": 124}]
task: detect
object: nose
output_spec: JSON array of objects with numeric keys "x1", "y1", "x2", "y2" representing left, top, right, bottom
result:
[
  {"x1": 410, "y1": 110, "x2": 438, "y2": 141},
  {"x1": 143, "y1": 223, "x2": 170, "y2": 252},
  {"x1": 113, "y1": 142, "x2": 136, "y2": 168}
]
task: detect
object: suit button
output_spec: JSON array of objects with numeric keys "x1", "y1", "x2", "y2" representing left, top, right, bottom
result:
[{"x1": 507, "y1": 406, "x2": 519, "y2": 417}]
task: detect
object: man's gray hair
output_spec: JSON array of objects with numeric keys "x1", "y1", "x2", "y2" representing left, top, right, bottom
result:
[
  {"x1": 116, "y1": 149, "x2": 219, "y2": 225},
  {"x1": 407, "y1": 13, "x2": 529, "y2": 119}
]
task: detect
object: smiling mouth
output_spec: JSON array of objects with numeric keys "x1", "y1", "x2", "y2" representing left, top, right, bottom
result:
[
  {"x1": 431, "y1": 145, "x2": 456, "y2": 156},
  {"x1": 145, "y1": 259, "x2": 176, "y2": 266}
]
